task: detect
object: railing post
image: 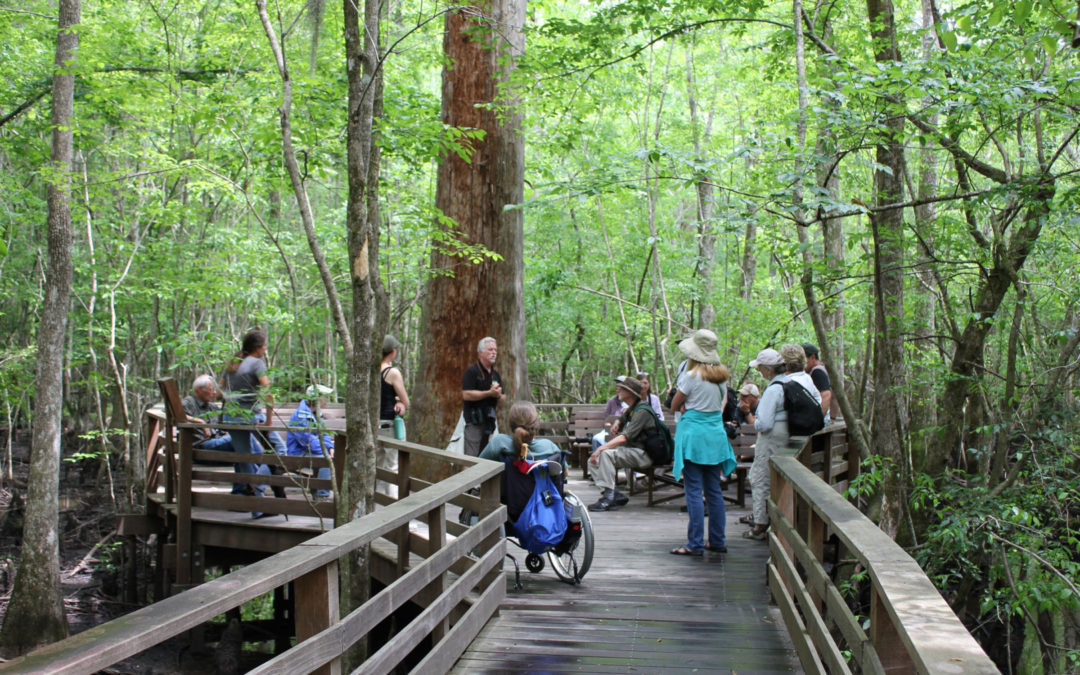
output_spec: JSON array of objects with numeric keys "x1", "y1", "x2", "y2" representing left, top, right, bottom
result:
[
  {"x1": 144, "y1": 414, "x2": 161, "y2": 497},
  {"x1": 807, "y1": 509, "x2": 825, "y2": 614},
  {"x1": 395, "y1": 447, "x2": 412, "y2": 576},
  {"x1": 426, "y1": 504, "x2": 448, "y2": 641},
  {"x1": 295, "y1": 560, "x2": 341, "y2": 675},
  {"x1": 396, "y1": 447, "x2": 409, "y2": 498},
  {"x1": 479, "y1": 473, "x2": 502, "y2": 592},
  {"x1": 870, "y1": 588, "x2": 913, "y2": 672},
  {"x1": 821, "y1": 430, "x2": 833, "y2": 486},
  {"x1": 176, "y1": 426, "x2": 194, "y2": 587}
]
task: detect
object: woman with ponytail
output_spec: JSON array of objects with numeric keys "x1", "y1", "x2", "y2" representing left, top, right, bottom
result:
[{"x1": 479, "y1": 401, "x2": 563, "y2": 465}]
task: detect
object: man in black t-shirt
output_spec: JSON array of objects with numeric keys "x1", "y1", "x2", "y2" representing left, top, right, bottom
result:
[
  {"x1": 461, "y1": 336, "x2": 504, "y2": 457},
  {"x1": 803, "y1": 343, "x2": 839, "y2": 423}
]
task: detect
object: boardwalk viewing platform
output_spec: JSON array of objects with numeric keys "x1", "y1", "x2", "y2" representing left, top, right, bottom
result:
[
  {"x1": 455, "y1": 473, "x2": 800, "y2": 673},
  {"x1": 0, "y1": 387, "x2": 999, "y2": 674}
]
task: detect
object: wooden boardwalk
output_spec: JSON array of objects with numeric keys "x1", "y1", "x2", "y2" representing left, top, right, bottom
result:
[{"x1": 453, "y1": 475, "x2": 801, "y2": 674}]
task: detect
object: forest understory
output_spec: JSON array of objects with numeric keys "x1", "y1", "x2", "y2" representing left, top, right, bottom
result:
[{"x1": 0, "y1": 433, "x2": 222, "y2": 674}]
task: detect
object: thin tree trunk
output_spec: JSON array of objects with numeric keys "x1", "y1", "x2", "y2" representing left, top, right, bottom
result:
[
  {"x1": 413, "y1": 0, "x2": 527, "y2": 445},
  {"x1": 0, "y1": 0, "x2": 79, "y2": 653},
  {"x1": 793, "y1": 0, "x2": 870, "y2": 458},
  {"x1": 909, "y1": 0, "x2": 941, "y2": 436},
  {"x1": 685, "y1": 43, "x2": 717, "y2": 328},
  {"x1": 257, "y1": 0, "x2": 353, "y2": 356}
]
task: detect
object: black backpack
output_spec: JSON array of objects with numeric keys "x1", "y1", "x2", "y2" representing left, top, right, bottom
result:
[
  {"x1": 769, "y1": 380, "x2": 825, "y2": 436},
  {"x1": 633, "y1": 404, "x2": 674, "y2": 465}
]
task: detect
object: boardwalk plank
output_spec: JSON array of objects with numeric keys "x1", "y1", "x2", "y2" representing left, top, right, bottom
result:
[{"x1": 453, "y1": 476, "x2": 801, "y2": 674}]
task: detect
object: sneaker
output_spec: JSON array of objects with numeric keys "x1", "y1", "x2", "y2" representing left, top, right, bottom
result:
[
  {"x1": 611, "y1": 491, "x2": 629, "y2": 507},
  {"x1": 588, "y1": 497, "x2": 615, "y2": 512}
]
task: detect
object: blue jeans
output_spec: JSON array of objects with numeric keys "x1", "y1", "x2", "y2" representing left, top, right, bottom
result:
[
  {"x1": 200, "y1": 434, "x2": 234, "y2": 452},
  {"x1": 683, "y1": 461, "x2": 727, "y2": 550},
  {"x1": 221, "y1": 410, "x2": 273, "y2": 496}
]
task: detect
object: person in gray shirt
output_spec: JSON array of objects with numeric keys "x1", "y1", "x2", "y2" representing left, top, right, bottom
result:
[{"x1": 220, "y1": 330, "x2": 281, "y2": 514}]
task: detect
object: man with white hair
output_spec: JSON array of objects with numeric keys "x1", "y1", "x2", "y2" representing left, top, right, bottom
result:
[
  {"x1": 181, "y1": 375, "x2": 237, "y2": 451},
  {"x1": 461, "y1": 336, "x2": 503, "y2": 457}
]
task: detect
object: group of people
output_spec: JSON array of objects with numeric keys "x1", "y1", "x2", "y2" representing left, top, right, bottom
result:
[
  {"x1": 179, "y1": 328, "x2": 836, "y2": 551},
  {"x1": 180, "y1": 329, "x2": 413, "y2": 518},
  {"x1": 565, "y1": 333, "x2": 837, "y2": 555}
]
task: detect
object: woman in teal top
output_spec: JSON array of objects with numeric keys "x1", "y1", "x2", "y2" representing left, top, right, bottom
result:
[
  {"x1": 669, "y1": 329, "x2": 736, "y2": 555},
  {"x1": 480, "y1": 401, "x2": 565, "y2": 467}
]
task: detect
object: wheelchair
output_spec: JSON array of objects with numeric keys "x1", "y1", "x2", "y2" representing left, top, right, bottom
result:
[{"x1": 498, "y1": 452, "x2": 594, "y2": 586}]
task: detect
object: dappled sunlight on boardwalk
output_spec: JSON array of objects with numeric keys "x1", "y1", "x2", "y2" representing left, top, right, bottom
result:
[{"x1": 453, "y1": 474, "x2": 801, "y2": 673}]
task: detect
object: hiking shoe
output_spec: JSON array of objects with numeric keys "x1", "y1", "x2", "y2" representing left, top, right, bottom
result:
[{"x1": 588, "y1": 496, "x2": 617, "y2": 512}]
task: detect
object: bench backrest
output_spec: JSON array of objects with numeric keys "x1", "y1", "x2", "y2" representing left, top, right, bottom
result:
[{"x1": 569, "y1": 405, "x2": 607, "y2": 439}]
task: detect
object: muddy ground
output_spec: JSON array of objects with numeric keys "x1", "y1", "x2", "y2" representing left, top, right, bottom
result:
[{"x1": 0, "y1": 434, "x2": 227, "y2": 674}]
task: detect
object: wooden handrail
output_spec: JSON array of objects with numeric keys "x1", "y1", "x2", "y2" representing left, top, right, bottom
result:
[
  {"x1": 1, "y1": 449, "x2": 506, "y2": 674},
  {"x1": 767, "y1": 455, "x2": 998, "y2": 674}
]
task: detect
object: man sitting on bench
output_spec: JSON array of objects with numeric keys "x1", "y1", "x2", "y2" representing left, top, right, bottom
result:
[
  {"x1": 588, "y1": 376, "x2": 656, "y2": 512},
  {"x1": 182, "y1": 375, "x2": 242, "y2": 453}
]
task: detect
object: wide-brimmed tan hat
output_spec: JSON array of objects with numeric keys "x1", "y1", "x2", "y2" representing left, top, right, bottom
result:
[
  {"x1": 616, "y1": 376, "x2": 643, "y2": 400},
  {"x1": 678, "y1": 329, "x2": 721, "y2": 365}
]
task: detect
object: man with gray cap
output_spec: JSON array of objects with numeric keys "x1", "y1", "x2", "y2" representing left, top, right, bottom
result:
[
  {"x1": 742, "y1": 348, "x2": 789, "y2": 540},
  {"x1": 588, "y1": 376, "x2": 658, "y2": 512}
]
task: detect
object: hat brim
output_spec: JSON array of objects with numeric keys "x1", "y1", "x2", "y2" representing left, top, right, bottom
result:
[
  {"x1": 678, "y1": 336, "x2": 721, "y2": 365},
  {"x1": 615, "y1": 383, "x2": 641, "y2": 399}
]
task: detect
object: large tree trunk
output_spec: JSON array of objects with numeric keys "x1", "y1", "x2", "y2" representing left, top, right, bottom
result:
[
  {"x1": 412, "y1": 0, "x2": 527, "y2": 446},
  {"x1": 866, "y1": 0, "x2": 910, "y2": 540},
  {"x1": 0, "y1": 0, "x2": 79, "y2": 654},
  {"x1": 341, "y1": 0, "x2": 383, "y2": 663}
]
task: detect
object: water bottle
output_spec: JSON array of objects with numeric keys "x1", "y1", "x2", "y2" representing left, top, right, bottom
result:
[{"x1": 393, "y1": 415, "x2": 406, "y2": 440}]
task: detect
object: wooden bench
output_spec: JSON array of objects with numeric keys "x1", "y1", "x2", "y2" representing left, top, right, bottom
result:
[
  {"x1": 640, "y1": 421, "x2": 756, "y2": 508},
  {"x1": 568, "y1": 404, "x2": 607, "y2": 479}
]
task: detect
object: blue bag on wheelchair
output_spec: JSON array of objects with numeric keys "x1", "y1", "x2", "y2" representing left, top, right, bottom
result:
[{"x1": 510, "y1": 472, "x2": 567, "y2": 554}]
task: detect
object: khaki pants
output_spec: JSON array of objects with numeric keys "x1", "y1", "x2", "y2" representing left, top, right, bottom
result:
[
  {"x1": 749, "y1": 419, "x2": 789, "y2": 526},
  {"x1": 593, "y1": 445, "x2": 652, "y2": 492}
]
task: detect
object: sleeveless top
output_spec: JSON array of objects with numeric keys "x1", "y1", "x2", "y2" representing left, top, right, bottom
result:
[{"x1": 379, "y1": 367, "x2": 397, "y2": 420}]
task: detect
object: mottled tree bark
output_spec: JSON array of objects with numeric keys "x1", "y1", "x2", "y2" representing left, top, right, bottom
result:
[
  {"x1": 866, "y1": 0, "x2": 910, "y2": 539},
  {"x1": 341, "y1": 0, "x2": 383, "y2": 664},
  {"x1": 0, "y1": 0, "x2": 79, "y2": 654},
  {"x1": 412, "y1": 0, "x2": 527, "y2": 446}
]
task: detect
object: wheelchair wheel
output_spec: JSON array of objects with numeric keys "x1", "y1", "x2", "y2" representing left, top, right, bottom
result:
[
  {"x1": 526, "y1": 553, "x2": 545, "y2": 573},
  {"x1": 549, "y1": 491, "x2": 594, "y2": 583}
]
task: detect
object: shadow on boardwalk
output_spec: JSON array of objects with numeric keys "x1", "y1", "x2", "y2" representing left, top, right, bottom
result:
[{"x1": 453, "y1": 474, "x2": 802, "y2": 674}]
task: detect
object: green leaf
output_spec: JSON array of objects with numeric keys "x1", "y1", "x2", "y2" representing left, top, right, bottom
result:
[
  {"x1": 1014, "y1": 0, "x2": 1032, "y2": 24},
  {"x1": 940, "y1": 30, "x2": 957, "y2": 51},
  {"x1": 1041, "y1": 35, "x2": 1058, "y2": 57}
]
